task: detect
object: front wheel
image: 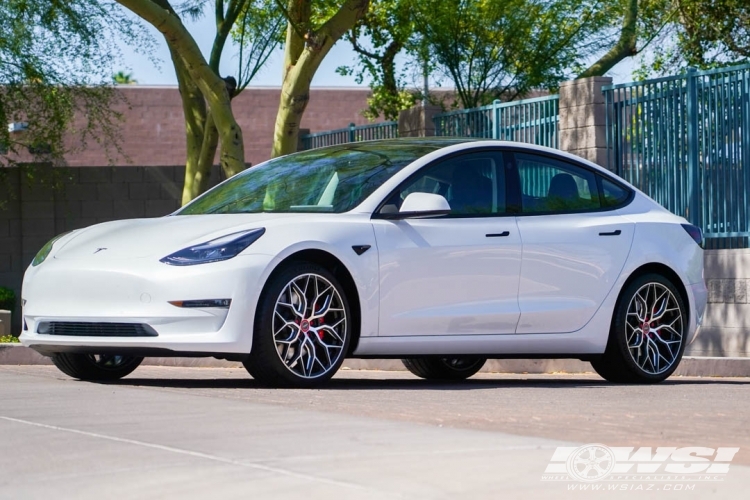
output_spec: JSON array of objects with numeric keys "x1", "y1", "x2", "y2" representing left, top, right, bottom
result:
[
  {"x1": 591, "y1": 273, "x2": 688, "y2": 384},
  {"x1": 51, "y1": 353, "x2": 143, "y2": 381},
  {"x1": 402, "y1": 357, "x2": 486, "y2": 381},
  {"x1": 244, "y1": 263, "x2": 351, "y2": 388}
]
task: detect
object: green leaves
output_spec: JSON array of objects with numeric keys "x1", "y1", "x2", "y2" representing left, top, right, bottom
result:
[
  {"x1": 413, "y1": 0, "x2": 614, "y2": 108},
  {"x1": 1, "y1": 0, "x2": 150, "y2": 169},
  {"x1": 231, "y1": 0, "x2": 285, "y2": 91}
]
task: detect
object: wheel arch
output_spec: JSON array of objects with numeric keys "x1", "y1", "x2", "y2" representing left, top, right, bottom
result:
[
  {"x1": 258, "y1": 248, "x2": 362, "y2": 355},
  {"x1": 616, "y1": 262, "x2": 691, "y2": 326}
]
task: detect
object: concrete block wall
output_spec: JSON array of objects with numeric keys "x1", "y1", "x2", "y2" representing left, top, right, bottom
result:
[
  {"x1": 0, "y1": 165, "x2": 223, "y2": 333},
  {"x1": 686, "y1": 250, "x2": 750, "y2": 357}
]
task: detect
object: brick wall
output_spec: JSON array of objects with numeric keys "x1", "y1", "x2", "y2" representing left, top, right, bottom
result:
[
  {"x1": 0, "y1": 165, "x2": 223, "y2": 333},
  {"x1": 65, "y1": 86, "x2": 375, "y2": 169}
]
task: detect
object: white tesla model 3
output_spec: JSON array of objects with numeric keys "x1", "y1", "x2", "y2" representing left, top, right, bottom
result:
[{"x1": 21, "y1": 139, "x2": 707, "y2": 387}]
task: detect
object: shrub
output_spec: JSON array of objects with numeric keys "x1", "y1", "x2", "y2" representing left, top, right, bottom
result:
[
  {"x1": 0, "y1": 335, "x2": 19, "y2": 343},
  {"x1": 0, "y1": 287, "x2": 15, "y2": 312}
]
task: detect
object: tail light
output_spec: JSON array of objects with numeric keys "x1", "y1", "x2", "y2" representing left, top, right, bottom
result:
[{"x1": 681, "y1": 224, "x2": 703, "y2": 247}]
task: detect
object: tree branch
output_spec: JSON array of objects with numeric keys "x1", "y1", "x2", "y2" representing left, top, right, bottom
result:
[
  {"x1": 209, "y1": 0, "x2": 244, "y2": 72},
  {"x1": 577, "y1": 0, "x2": 638, "y2": 78},
  {"x1": 116, "y1": 0, "x2": 226, "y2": 101},
  {"x1": 348, "y1": 30, "x2": 381, "y2": 61},
  {"x1": 274, "y1": 0, "x2": 307, "y2": 40}
]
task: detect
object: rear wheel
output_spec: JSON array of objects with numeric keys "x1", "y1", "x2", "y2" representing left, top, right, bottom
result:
[
  {"x1": 51, "y1": 353, "x2": 143, "y2": 381},
  {"x1": 591, "y1": 273, "x2": 687, "y2": 383},
  {"x1": 402, "y1": 357, "x2": 486, "y2": 381},
  {"x1": 244, "y1": 263, "x2": 351, "y2": 388}
]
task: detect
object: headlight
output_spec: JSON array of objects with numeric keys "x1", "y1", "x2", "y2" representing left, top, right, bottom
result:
[
  {"x1": 31, "y1": 232, "x2": 71, "y2": 267},
  {"x1": 160, "y1": 228, "x2": 265, "y2": 266}
]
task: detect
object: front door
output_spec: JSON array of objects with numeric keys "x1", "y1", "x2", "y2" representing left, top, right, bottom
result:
[{"x1": 373, "y1": 150, "x2": 522, "y2": 336}]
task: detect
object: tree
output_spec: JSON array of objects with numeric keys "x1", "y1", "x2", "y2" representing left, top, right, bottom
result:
[
  {"x1": 412, "y1": 0, "x2": 613, "y2": 109},
  {"x1": 114, "y1": 0, "x2": 283, "y2": 204},
  {"x1": 270, "y1": 0, "x2": 370, "y2": 157},
  {"x1": 1, "y1": 1, "x2": 144, "y2": 170},
  {"x1": 676, "y1": 0, "x2": 749, "y2": 62},
  {"x1": 338, "y1": 0, "x2": 417, "y2": 120},
  {"x1": 574, "y1": 0, "x2": 749, "y2": 79},
  {"x1": 113, "y1": 71, "x2": 138, "y2": 84},
  {"x1": 639, "y1": 0, "x2": 750, "y2": 75}
]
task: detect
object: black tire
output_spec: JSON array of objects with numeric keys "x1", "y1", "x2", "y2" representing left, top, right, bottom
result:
[
  {"x1": 591, "y1": 273, "x2": 688, "y2": 384},
  {"x1": 51, "y1": 353, "x2": 143, "y2": 381},
  {"x1": 244, "y1": 262, "x2": 351, "y2": 388},
  {"x1": 401, "y1": 357, "x2": 486, "y2": 381}
]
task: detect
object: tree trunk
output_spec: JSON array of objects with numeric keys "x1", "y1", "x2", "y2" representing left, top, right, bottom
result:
[
  {"x1": 170, "y1": 45, "x2": 212, "y2": 205},
  {"x1": 116, "y1": 0, "x2": 246, "y2": 202},
  {"x1": 272, "y1": 77, "x2": 311, "y2": 157},
  {"x1": 185, "y1": 112, "x2": 219, "y2": 203},
  {"x1": 211, "y1": 94, "x2": 246, "y2": 176},
  {"x1": 271, "y1": 0, "x2": 370, "y2": 158}
]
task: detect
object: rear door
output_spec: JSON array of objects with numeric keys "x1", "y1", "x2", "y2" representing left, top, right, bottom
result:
[{"x1": 511, "y1": 151, "x2": 635, "y2": 334}]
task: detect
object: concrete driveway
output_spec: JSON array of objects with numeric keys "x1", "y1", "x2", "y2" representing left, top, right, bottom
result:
[{"x1": 1, "y1": 366, "x2": 748, "y2": 499}]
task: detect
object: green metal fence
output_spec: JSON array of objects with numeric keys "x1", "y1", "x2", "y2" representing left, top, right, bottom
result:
[
  {"x1": 300, "y1": 121, "x2": 398, "y2": 150},
  {"x1": 432, "y1": 95, "x2": 559, "y2": 148},
  {"x1": 604, "y1": 64, "x2": 750, "y2": 248}
]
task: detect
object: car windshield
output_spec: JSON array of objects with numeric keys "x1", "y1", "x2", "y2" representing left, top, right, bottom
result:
[{"x1": 177, "y1": 140, "x2": 471, "y2": 214}]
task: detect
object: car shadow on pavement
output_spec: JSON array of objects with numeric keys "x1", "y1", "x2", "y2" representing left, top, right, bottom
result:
[{"x1": 100, "y1": 376, "x2": 750, "y2": 391}]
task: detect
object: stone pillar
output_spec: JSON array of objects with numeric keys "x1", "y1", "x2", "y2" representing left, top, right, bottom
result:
[
  {"x1": 398, "y1": 105, "x2": 442, "y2": 137},
  {"x1": 558, "y1": 77, "x2": 611, "y2": 168}
]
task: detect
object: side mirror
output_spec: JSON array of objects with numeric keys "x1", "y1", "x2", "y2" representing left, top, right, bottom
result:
[{"x1": 379, "y1": 192, "x2": 451, "y2": 219}]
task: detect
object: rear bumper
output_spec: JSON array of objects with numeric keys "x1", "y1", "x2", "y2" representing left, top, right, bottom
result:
[{"x1": 687, "y1": 280, "x2": 708, "y2": 345}]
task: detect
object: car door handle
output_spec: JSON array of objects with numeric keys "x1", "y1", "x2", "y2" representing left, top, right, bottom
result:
[
  {"x1": 599, "y1": 229, "x2": 622, "y2": 236},
  {"x1": 486, "y1": 231, "x2": 510, "y2": 238}
]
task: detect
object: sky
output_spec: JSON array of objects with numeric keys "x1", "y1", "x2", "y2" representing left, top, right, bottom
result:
[{"x1": 118, "y1": 11, "x2": 637, "y2": 89}]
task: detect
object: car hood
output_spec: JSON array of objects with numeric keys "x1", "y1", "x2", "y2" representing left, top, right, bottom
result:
[{"x1": 53, "y1": 214, "x2": 297, "y2": 261}]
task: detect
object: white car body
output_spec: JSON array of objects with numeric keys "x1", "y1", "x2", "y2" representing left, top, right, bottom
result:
[{"x1": 20, "y1": 141, "x2": 708, "y2": 365}]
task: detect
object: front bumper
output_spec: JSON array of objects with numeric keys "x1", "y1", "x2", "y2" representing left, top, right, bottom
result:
[{"x1": 19, "y1": 253, "x2": 274, "y2": 355}]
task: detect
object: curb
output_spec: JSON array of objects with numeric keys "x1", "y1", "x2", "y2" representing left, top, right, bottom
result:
[{"x1": 2, "y1": 344, "x2": 749, "y2": 377}]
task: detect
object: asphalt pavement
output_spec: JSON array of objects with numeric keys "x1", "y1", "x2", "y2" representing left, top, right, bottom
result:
[{"x1": 1, "y1": 365, "x2": 749, "y2": 499}]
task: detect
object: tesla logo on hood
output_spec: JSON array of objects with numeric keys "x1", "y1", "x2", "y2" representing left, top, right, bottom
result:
[{"x1": 93, "y1": 248, "x2": 108, "y2": 254}]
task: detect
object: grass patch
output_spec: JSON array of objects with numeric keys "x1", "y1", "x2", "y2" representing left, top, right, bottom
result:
[{"x1": 0, "y1": 335, "x2": 19, "y2": 343}]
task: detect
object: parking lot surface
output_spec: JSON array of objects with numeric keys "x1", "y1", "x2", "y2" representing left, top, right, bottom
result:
[{"x1": 1, "y1": 365, "x2": 749, "y2": 499}]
